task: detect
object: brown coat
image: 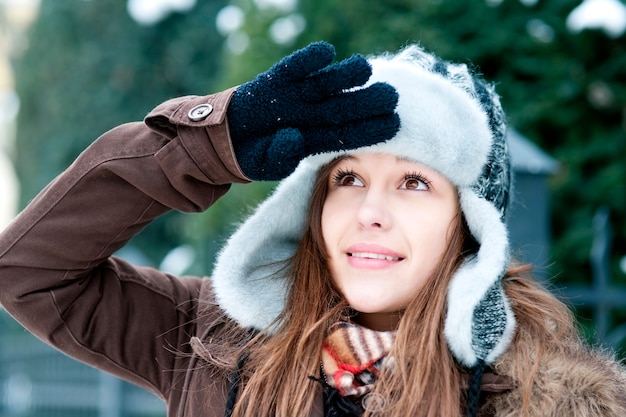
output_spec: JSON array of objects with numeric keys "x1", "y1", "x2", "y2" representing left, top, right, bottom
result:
[
  {"x1": 484, "y1": 344, "x2": 626, "y2": 416},
  {"x1": 1, "y1": 90, "x2": 625, "y2": 417}
]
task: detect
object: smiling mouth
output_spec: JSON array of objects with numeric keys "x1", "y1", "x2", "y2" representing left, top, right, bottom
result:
[{"x1": 348, "y1": 252, "x2": 403, "y2": 261}]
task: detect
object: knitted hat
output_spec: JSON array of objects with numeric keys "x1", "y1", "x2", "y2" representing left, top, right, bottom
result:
[{"x1": 212, "y1": 44, "x2": 515, "y2": 370}]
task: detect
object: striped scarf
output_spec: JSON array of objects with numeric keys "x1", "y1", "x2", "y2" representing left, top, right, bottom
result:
[{"x1": 321, "y1": 321, "x2": 397, "y2": 398}]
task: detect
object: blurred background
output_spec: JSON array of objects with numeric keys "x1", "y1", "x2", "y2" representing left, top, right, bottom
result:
[{"x1": 0, "y1": 0, "x2": 625, "y2": 415}]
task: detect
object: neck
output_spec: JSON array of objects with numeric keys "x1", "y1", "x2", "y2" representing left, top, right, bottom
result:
[{"x1": 354, "y1": 311, "x2": 401, "y2": 331}]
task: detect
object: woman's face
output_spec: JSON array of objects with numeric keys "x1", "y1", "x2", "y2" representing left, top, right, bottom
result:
[{"x1": 321, "y1": 153, "x2": 458, "y2": 329}]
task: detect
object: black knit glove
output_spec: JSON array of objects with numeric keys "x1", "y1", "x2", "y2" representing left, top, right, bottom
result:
[{"x1": 227, "y1": 41, "x2": 400, "y2": 181}]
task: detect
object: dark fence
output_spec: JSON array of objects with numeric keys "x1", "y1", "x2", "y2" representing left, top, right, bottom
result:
[
  {"x1": 556, "y1": 207, "x2": 626, "y2": 349},
  {"x1": 0, "y1": 314, "x2": 165, "y2": 417}
]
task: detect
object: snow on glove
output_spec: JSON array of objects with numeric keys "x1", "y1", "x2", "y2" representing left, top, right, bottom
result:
[{"x1": 227, "y1": 41, "x2": 400, "y2": 181}]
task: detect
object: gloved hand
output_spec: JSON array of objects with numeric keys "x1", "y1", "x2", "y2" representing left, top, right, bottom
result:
[{"x1": 227, "y1": 41, "x2": 400, "y2": 181}]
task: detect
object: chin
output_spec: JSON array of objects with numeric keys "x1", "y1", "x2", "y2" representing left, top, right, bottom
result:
[
  {"x1": 340, "y1": 288, "x2": 402, "y2": 314},
  {"x1": 346, "y1": 299, "x2": 394, "y2": 314}
]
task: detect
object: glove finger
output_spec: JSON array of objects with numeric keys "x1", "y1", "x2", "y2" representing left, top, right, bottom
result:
[
  {"x1": 299, "y1": 82, "x2": 399, "y2": 126},
  {"x1": 270, "y1": 41, "x2": 336, "y2": 82},
  {"x1": 301, "y1": 113, "x2": 401, "y2": 154},
  {"x1": 299, "y1": 54, "x2": 372, "y2": 101}
]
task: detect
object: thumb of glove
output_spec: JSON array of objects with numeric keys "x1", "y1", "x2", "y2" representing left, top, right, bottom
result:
[{"x1": 235, "y1": 128, "x2": 306, "y2": 180}]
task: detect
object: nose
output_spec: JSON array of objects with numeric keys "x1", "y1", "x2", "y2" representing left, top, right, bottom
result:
[{"x1": 356, "y1": 189, "x2": 391, "y2": 230}]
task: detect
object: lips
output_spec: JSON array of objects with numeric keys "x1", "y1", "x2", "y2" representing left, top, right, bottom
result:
[{"x1": 345, "y1": 244, "x2": 405, "y2": 267}]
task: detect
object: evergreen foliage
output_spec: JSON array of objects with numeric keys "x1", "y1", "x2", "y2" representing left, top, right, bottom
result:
[{"x1": 14, "y1": 0, "x2": 228, "y2": 263}]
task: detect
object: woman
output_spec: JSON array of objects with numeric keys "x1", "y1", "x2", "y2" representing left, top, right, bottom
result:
[{"x1": 0, "y1": 41, "x2": 624, "y2": 417}]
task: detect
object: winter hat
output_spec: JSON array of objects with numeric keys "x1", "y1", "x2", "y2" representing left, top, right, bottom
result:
[{"x1": 212, "y1": 44, "x2": 514, "y2": 371}]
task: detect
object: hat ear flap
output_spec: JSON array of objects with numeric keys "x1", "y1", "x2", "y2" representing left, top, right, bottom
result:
[
  {"x1": 211, "y1": 161, "x2": 320, "y2": 330},
  {"x1": 444, "y1": 189, "x2": 515, "y2": 367}
]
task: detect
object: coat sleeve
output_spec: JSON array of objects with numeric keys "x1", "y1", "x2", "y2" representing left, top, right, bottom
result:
[{"x1": 0, "y1": 88, "x2": 249, "y2": 400}]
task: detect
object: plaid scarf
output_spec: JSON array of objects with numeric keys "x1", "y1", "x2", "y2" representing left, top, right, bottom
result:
[{"x1": 321, "y1": 322, "x2": 397, "y2": 398}]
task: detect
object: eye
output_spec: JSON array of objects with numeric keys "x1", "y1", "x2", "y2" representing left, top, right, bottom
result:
[
  {"x1": 332, "y1": 169, "x2": 364, "y2": 187},
  {"x1": 401, "y1": 172, "x2": 431, "y2": 191}
]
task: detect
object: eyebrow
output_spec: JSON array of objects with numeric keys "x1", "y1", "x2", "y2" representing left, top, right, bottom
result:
[
  {"x1": 340, "y1": 154, "x2": 408, "y2": 162},
  {"x1": 338, "y1": 154, "x2": 356, "y2": 161},
  {"x1": 337, "y1": 154, "x2": 418, "y2": 166}
]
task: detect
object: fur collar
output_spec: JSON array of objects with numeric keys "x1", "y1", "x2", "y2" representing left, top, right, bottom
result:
[{"x1": 483, "y1": 341, "x2": 626, "y2": 416}]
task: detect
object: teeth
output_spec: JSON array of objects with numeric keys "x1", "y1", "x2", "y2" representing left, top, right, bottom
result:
[{"x1": 349, "y1": 252, "x2": 401, "y2": 261}]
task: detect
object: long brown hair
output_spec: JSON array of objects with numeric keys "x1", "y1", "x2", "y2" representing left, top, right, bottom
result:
[{"x1": 211, "y1": 159, "x2": 579, "y2": 417}]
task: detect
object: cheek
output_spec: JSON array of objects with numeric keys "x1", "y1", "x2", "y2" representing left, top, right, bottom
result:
[
  {"x1": 320, "y1": 205, "x2": 330, "y2": 245},
  {"x1": 429, "y1": 216, "x2": 458, "y2": 267},
  {"x1": 408, "y1": 209, "x2": 456, "y2": 263},
  {"x1": 320, "y1": 199, "x2": 343, "y2": 246}
]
